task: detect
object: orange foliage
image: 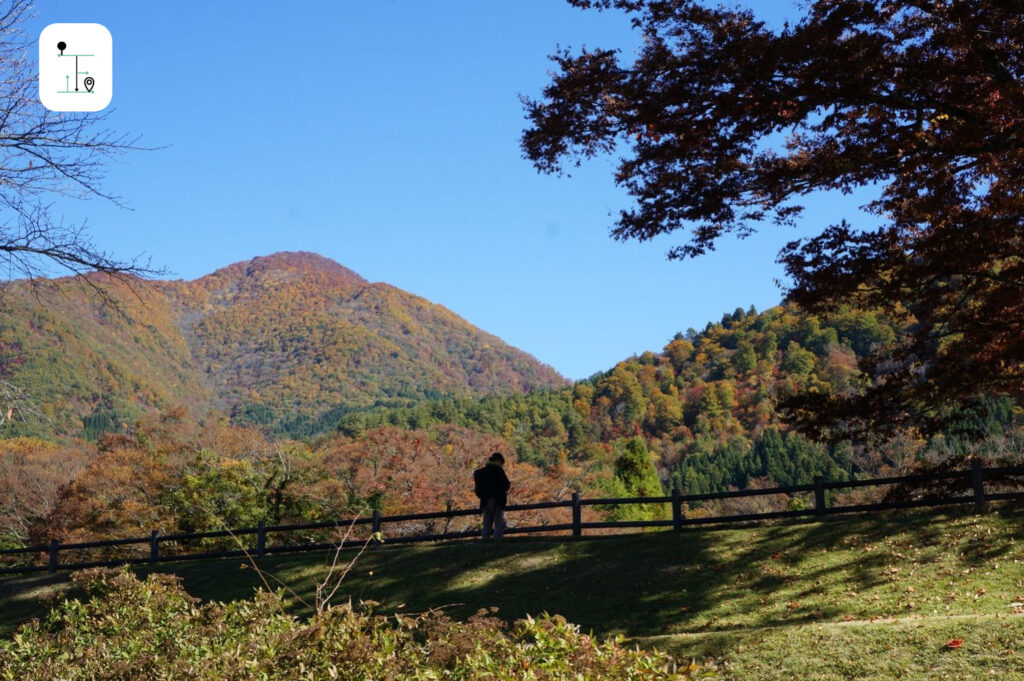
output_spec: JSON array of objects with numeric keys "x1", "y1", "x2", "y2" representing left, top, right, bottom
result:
[
  {"x1": 314, "y1": 425, "x2": 569, "y2": 535},
  {"x1": 0, "y1": 438, "x2": 87, "y2": 545}
]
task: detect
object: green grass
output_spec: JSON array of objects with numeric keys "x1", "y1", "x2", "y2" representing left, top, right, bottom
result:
[{"x1": 4, "y1": 505, "x2": 1024, "y2": 679}]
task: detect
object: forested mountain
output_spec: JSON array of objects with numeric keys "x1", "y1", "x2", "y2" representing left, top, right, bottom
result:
[
  {"x1": 2, "y1": 275, "x2": 1020, "y2": 551},
  {"x1": 333, "y1": 303, "x2": 1021, "y2": 496},
  {"x1": 0, "y1": 252, "x2": 566, "y2": 438}
]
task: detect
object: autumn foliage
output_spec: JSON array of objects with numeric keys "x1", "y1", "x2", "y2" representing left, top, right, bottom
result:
[
  {"x1": 523, "y1": 0, "x2": 1024, "y2": 434},
  {"x1": 0, "y1": 252, "x2": 565, "y2": 439},
  {"x1": 0, "y1": 407, "x2": 577, "y2": 553},
  {"x1": 3, "y1": 299, "x2": 1020, "y2": 555}
]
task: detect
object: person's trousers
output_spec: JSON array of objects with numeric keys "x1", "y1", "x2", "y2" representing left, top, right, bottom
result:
[{"x1": 481, "y1": 498, "x2": 506, "y2": 539}]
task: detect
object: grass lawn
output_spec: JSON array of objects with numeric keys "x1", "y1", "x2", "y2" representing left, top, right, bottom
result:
[{"x1": 3, "y1": 504, "x2": 1024, "y2": 679}]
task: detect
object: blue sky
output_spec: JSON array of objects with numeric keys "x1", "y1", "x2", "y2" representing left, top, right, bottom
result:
[{"x1": 29, "y1": 1, "x2": 873, "y2": 381}]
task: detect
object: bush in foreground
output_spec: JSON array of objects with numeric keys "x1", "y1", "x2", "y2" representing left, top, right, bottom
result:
[{"x1": 0, "y1": 569, "x2": 696, "y2": 680}]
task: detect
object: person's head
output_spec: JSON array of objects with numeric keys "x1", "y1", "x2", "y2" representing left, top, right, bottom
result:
[{"x1": 488, "y1": 452, "x2": 505, "y2": 466}]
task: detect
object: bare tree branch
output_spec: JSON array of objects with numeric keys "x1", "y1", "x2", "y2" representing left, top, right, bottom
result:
[{"x1": 0, "y1": 0, "x2": 165, "y2": 300}]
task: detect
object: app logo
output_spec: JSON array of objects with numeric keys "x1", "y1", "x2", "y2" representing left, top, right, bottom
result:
[{"x1": 39, "y1": 23, "x2": 112, "y2": 112}]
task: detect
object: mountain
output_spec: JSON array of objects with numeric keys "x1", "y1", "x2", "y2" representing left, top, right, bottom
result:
[
  {"x1": 328, "y1": 302, "x2": 1021, "y2": 490},
  {"x1": 0, "y1": 252, "x2": 566, "y2": 438}
]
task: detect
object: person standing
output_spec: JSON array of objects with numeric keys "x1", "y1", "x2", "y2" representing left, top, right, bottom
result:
[{"x1": 473, "y1": 452, "x2": 510, "y2": 539}]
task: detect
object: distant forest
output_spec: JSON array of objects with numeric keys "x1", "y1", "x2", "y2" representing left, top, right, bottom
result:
[
  {"x1": 2, "y1": 299, "x2": 1021, "y2": 552},
  {"x1": 292, "y1": 302, "x2": 1021, "y2": 496}
]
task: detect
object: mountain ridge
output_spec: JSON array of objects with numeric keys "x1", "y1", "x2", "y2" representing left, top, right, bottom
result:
[{"x1": 0, "y1": 252, "x2": 566, "y2": 438}]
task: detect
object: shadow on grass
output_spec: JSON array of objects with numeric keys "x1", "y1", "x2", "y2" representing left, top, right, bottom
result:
[
  {"x1": 3, "y1": 504, "x2": 1022, "y2": 643},
  {"x1": 313, "y1": 504, "x2": 1024, "y2": 638}
]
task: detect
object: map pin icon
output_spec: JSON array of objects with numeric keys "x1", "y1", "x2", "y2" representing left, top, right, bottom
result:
[{"x1": 83, "y1": 76, "x2": 95, "y2": 93}]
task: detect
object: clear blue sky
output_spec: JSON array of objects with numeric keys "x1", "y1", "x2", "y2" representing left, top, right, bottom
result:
[{"x1": 30, "y1": 1, "x2": 874, "y2": 381}]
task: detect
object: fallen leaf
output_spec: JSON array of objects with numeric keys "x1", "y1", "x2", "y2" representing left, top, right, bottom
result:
[{"x1": 946, "y1": 639, "x2": 963, "y2": 650}]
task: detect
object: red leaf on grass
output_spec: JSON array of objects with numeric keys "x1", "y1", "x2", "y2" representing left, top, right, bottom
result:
[{"x1": 946, "y1": 639, "x2": 963, "y2": 649}]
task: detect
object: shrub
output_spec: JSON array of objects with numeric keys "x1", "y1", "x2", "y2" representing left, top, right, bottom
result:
[{"x1": 0, "y1": 569, "x2": 698, "y2": 680}]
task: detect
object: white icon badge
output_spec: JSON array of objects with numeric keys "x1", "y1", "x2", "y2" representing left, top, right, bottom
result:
[{"x1": 39, "y1": 23, "x2": 112, "y2": 112}]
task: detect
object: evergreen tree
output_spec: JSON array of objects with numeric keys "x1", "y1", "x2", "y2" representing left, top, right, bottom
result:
[{"x1": 605, "y1": 437, "x2": 666, "y2": 521}]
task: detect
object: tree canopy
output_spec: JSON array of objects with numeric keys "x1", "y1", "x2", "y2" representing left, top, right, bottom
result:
[{"x1": 522, "y1": 0, "x2": 1023, "y2": 436}]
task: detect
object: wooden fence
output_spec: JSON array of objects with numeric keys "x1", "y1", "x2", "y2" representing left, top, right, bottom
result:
[{"x1": 2, "y1": 460, "x2": 1022, "y2": 576}]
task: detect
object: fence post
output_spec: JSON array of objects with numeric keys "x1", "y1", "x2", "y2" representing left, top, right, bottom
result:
[
  {"x1": 150, "y1": 530, "x2": 160, "y2": 563},
  {"x1": 814, "y1": 476, "x2": 826, "y2": 518},
  {"x1": 971, "y1": 459, "x2": 985, "y2": 506},
  {"x1": 671, "y1": 488, "x2": 683, "y2": 531},
  {"x1": 371, "y1": 510, "x2": 382, "y2": 543},
  {"x1": 571, "y1": 493, "x2": 582, "y2": 538},
  {"x1": 48, "y1": 539, "x2": 59, "y2": 574},
  {"x1": 256, "y1": 521, "x2": 266, "y2": 558}
]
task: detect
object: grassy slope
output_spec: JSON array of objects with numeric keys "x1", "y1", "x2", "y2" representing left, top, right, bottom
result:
[{"x1": 3, "y1": 505, "x2": 1024, "y2": 679}]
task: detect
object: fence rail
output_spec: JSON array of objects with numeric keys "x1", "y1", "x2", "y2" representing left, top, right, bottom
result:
[{"x1": 2, "y1": 461, "x2": 1022, "y2": 576}]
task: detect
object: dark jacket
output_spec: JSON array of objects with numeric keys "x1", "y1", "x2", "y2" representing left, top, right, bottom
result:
[{"x1": 473, "y1": 462, "x2": 510, "y2": 508}]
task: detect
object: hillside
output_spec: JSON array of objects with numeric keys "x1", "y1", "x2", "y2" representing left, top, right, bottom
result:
[
  {"x1": 321, "y1": 303, "x2": 1023, "y2": 489},
  {"x1": 3, "y1": 506, "x2": 1023, "y2": 679},
  {"x1": 3, "y1": 291, "x2": 1020, "y2": 554},
  {"x1": 0, "y1": 252, "x2": 566, "y2": 438}
]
